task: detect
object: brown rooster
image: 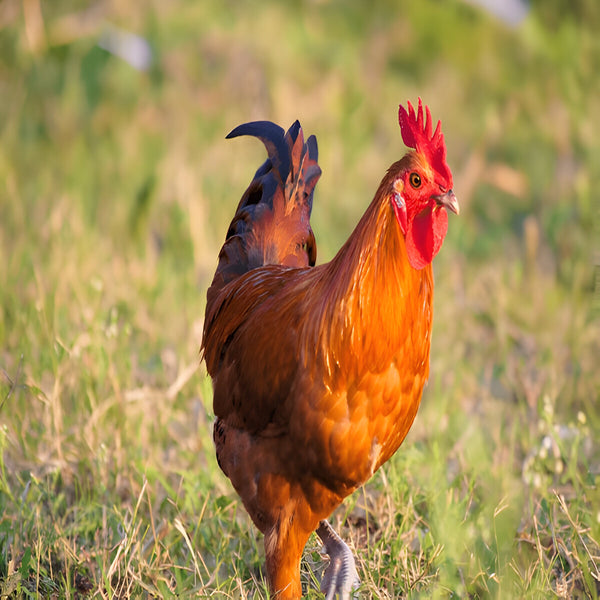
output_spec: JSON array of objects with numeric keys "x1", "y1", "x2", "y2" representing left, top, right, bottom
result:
[{"x1": 202, "y1": 100, "x2": 459, "y2": 599}]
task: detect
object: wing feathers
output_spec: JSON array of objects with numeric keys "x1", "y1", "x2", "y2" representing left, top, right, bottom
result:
[{"x1": 203, "y1": 120, "x2": 322, "y2": 392}]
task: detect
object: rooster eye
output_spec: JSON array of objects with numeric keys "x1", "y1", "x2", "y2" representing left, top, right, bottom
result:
[{"x1": 409, "y1": 172, "x2": 422, "y2": 189}]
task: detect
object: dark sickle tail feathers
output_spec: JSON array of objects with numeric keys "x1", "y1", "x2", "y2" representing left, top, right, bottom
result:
[{"x1": 208, "y1": 120, "x2": 322, "y2": 296}]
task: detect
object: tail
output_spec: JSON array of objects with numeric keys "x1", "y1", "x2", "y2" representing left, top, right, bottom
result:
[{"x1": 208, "y1": 120, "x2": 321, "y2": 295}]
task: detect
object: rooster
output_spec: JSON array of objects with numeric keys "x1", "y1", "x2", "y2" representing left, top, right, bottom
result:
[{"x1": 202, "y1": 100, "x2": 458, "y2": 599}]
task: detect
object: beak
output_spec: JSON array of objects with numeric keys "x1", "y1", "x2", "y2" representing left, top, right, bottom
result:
[{"x1": 433, "y1": 189, "x2": 460, "y2": 215}]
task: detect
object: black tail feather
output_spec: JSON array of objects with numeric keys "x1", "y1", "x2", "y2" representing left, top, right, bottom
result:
[{"x1": 226, "y1": 121, "x2": 291, "y2": 186}]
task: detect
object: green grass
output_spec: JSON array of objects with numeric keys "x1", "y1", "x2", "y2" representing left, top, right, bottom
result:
[{"x1": 1, "y1": 0, "x2": 599, "y2": 598}]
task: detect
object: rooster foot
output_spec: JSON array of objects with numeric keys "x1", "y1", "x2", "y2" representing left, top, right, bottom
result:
[{"x1": 316, "y1": 519, "x2": 360, "y2": 600}]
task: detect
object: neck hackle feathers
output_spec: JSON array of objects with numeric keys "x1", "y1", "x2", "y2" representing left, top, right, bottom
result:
[{"x1": 398, "y1": 99, "x2": 451, "y2": 185}]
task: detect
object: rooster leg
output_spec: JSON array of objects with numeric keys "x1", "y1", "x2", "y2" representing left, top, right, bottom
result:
[{"x1": 316, "y1": 520, "x2": 360, "y2": 600}]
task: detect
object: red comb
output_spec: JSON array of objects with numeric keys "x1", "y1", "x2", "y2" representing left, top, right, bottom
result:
[{"x1": 398, "y1": 99, "x2": 451, "y2": 185}]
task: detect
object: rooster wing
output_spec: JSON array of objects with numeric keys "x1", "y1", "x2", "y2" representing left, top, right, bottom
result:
[{"x1": 203, "y1": 121, "x2": 321, "y2": 435}]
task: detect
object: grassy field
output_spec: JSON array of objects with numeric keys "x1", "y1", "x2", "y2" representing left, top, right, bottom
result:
[{"x1": 1, "y1": 0, "x2": 599, "y2": 598}]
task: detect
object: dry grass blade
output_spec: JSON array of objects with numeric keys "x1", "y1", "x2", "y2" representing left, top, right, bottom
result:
[
  {"x1": 555, "y1": 492, "x2": 600, "y2": 582},
  {"x1": 0, "y1": 356, "x2": 23, "y2": 411}
]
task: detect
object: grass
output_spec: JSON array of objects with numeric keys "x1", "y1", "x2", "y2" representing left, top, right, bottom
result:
[{"x1": 0, "y1": 0, "x2": 599, "y2": 597}]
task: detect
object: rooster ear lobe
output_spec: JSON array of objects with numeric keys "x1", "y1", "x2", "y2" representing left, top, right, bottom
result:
[{"x1": 391, "y1": 193, "x2": 408, "y2": 235}]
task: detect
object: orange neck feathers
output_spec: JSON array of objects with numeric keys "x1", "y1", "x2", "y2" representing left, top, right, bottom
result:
[{"x1": 310, "y1": 163, "x2": 434, "y2": 387}]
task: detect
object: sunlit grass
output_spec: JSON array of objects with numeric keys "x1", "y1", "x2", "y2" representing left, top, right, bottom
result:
[{"x1": 0, "y1": 0, "x2": 599, "y2": 598}]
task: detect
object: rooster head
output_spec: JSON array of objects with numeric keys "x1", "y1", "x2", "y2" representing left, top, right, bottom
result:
[{"x1": 392, "y1": 99, "x2": 459, "y2": 270}]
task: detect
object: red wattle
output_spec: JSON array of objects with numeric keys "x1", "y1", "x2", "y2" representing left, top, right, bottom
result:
[{"x1": 405, "y1": 206, "x2": 448, "y2": 270}]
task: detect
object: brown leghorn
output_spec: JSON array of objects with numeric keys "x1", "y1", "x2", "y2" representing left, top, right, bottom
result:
[{"x1": 202, "y1": 100, "x2": 459, "y2": 599}]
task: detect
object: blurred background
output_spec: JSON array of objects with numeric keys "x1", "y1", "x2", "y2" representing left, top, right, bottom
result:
[{"x1": 0, "y1": 0, "x2": 599, "y2": 597}]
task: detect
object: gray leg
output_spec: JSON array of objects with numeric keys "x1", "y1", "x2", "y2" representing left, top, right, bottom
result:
[{"x1": 316, "y1": 519, "x2": 360, "y2": 600}]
